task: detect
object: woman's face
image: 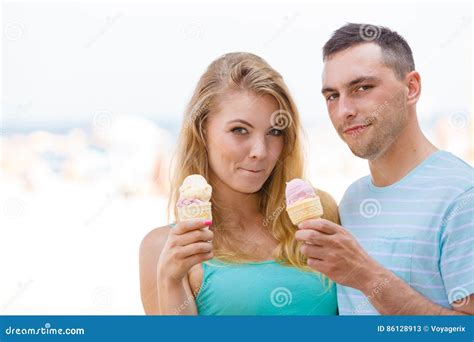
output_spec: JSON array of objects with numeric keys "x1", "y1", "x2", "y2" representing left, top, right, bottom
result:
[{"x1": 205, "y1": 90, "x2": 284, "y2": 195}]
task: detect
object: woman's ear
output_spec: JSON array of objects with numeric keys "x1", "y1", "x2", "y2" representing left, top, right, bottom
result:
[{"x1": 405, "y1": 70, "x2": 421, "y2": 106}]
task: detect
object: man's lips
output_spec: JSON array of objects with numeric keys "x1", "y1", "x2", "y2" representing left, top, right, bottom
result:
[{"x1": 343, "y1": 123, "x2": 372, "y2": 134}]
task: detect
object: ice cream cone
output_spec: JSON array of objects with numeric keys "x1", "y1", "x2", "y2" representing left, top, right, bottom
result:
[
  {"x1": 178, "y1": 202, "x2": 212, "y2": 221},
  {"x1": 176, "y1": 174, "x2": 213, "y2": 227},
  {"x1": 286, "y1": 197, "x2": 323, "y2": 225}
]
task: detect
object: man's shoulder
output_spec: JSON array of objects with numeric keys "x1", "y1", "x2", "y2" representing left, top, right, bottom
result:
[
  {"x1": 427, "y1": 151, "x2": 473, "y2": 191},
  {"x1": 431, "y1": 151, "x2": 473, "y2": 175},
  {"x1": 339, "y1": 175, "x2": 371, "y2": 204}
]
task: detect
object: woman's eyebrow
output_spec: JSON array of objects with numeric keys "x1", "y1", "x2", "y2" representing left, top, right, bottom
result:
[{"x1": 227, "y1": 119, "x2": 254, "y2": 128}]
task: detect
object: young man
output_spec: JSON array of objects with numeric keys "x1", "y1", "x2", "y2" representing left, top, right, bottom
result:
[{"x1": 296, "y1": 23, "x2": 473, "y2": 315}]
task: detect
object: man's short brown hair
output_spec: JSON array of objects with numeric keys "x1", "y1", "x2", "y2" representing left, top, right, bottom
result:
[{"x1": 323, "y1": 23, "x2": 415, "y2": 80}]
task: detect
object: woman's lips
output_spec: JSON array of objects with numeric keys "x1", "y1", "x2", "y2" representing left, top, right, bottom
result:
[{"x1": 238, "y1": 167, "x2": 264, "y2": 174}]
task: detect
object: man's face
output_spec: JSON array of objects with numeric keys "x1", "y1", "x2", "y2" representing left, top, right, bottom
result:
[{"x1": 322, "y1": 43, "x2": 409, "y2": 160}]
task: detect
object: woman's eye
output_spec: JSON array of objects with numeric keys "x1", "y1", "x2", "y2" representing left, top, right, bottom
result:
[
  {"x1": 269, "y1": 128, "x2": 283, "y2": 136},
  {"x1": 231, "y1": 127, "x2": 248, "y2": 135}
]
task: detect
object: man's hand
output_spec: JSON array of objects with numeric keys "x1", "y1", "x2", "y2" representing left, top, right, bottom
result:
[{"x1": 295, "y1": 218, "x2": 383, "y2": 291}]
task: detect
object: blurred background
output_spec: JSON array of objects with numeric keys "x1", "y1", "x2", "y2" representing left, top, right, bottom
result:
[{"x1": 1, "y1": 0, "x2": 472, "y2": 314}]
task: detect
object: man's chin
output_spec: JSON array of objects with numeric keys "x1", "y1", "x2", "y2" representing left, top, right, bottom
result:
[{"x1": 347, "y1": 143, "x2": 374, "y2": 160}]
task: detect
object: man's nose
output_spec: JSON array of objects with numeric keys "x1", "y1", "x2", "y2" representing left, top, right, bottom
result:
[{"x1": 336, "y1": 94, "x2": 357, "y2": 121}]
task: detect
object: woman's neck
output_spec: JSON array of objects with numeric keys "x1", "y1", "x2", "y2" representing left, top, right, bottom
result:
[
  {"x1": 208, "y1": 175, "x2": 279, "y2": 260},
  {"x1": 209, "y1": 174, "x2": 265, "y2": 232}
]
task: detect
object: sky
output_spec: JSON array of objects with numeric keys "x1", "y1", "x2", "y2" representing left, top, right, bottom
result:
[{"x1": 3, "y1": 1, "x2": 472, "y2": 134}]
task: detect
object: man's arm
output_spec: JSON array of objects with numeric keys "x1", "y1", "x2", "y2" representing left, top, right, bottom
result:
[
  {"x1": 296, "y1": 218, "x2": 473, "y2": 315},
  {"x1": 356, "y1": 258, "x2": 473, "y2": 315}
]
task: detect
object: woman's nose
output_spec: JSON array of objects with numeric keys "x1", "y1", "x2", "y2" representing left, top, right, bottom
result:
[{"x1": 249, "y1": 136, "x2": 267, "y2": 159}]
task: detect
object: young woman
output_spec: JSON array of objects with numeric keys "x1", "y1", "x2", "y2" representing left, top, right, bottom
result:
[{"x1": 140, "y1": 52, "x2": 339, "y2": 315}]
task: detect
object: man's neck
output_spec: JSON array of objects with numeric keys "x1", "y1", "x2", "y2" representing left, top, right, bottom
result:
[{"x1": 368, "y1": 117, "x2": 438, "y2": 187}]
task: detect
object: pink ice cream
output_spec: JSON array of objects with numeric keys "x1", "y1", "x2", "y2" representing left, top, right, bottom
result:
[
  {"x1": 285, "y1": 179, "x2": 316, "y2": 206},
  {"x1": 176, "y1": 174, "x2": 212, "y2": 208},
  {"x1": 176, "y1": 198, "x2": 204, "y2": 207}
]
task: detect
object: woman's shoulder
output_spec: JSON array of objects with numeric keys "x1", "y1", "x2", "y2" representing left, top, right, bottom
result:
[
  {"x1": 140, "y1": 225, "x2": 173, "y2": 257},
  {"x1": 139, "y1": 225, "x2": 173, "y2": 315},
  {"x1": 139, "y1": 225, "x2": 173, "y2": 284}
]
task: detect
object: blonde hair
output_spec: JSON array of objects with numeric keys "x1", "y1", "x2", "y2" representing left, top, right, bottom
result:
[{"x1": 168, "y1": 52, "x2": 339, "y2": 280}]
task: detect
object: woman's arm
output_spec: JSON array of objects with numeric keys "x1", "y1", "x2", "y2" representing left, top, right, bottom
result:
[
  {"x1": 139, "y1": 221, "x2": 213, "y2": 315},
  {"x1": 157, "y1": 272, "x2": 198, "y2": 315},
  {"x1": 139, "y1": 226, "x2": 197, "y2": 315}
]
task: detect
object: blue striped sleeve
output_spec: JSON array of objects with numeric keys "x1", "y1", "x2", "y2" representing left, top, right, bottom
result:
[{"x1": 439, "y1": 187, "x2": 474, "y2": 304}]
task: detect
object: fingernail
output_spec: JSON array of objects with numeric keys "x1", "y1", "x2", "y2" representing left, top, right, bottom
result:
[{"x1": 203, "y1": 219, "x2": 212, "y2": 226}]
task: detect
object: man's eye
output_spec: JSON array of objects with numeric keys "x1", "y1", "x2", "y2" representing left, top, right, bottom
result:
[
  {"x1": 357, "y1": 85, "x2": 372, "y2": 92},
  {"x1": 268, "y1": 128, "x2": 283, "y2": 136},
  {"x1": 231, "y1": 127, "x2": 248, "y2": 135},
  {"x1": 326, "y1": 93, "x2": 338, "y2": 101}
]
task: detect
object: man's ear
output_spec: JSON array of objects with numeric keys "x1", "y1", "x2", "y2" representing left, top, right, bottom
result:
[{"x1": 405, "y1": 70, "x2": 421, "y2": 106}]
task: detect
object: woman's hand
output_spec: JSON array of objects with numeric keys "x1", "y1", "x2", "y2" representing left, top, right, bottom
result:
[{"x1": 157, "y1": 219, "x2": 214, "y2": 284}]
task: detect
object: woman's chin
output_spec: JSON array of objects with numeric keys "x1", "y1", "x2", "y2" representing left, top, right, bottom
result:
[{"x1": 228, "y1": 182, "x2": 265, "y2": 195}]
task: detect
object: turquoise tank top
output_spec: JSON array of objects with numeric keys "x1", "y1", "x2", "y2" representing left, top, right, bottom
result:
[{"x1": 196, "y1": 258, "x2": 337, "y2": 315}]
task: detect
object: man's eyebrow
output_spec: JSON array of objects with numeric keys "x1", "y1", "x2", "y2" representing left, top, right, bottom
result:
[
  {"x1": 321, "y1": 76, "x2": 381, "y2": 94},
  {"x1": 321, "y1": 86, "x2": 336, "y2": 94},
  {"x1": 227, "y1": 119, "x2": 254, "y2": 128},
  {"x1": 346, "y1": 76, "x2": 380, "y2": 87}
]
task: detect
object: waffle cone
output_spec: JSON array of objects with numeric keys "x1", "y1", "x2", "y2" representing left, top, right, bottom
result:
[
  {"x1": 286, "y1": 197, "x2": 323, "y2": 225},
  {"x1": 178, "y1": 202, "x2": 212, "y2": 221}
]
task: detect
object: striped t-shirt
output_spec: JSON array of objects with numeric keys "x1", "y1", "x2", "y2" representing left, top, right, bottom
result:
[{"x1": 337, "y1": 150, "x2": 474, "y2": 315}]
